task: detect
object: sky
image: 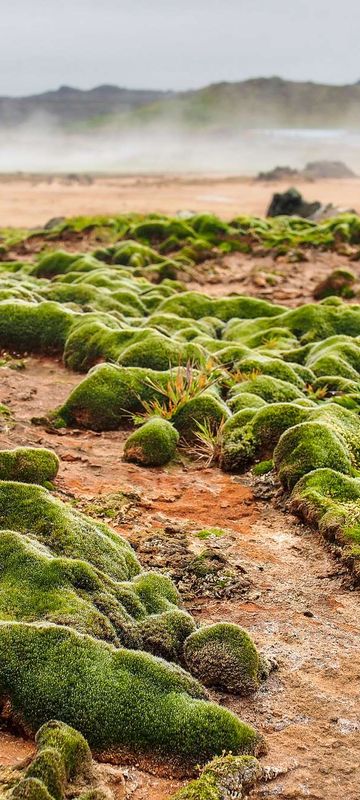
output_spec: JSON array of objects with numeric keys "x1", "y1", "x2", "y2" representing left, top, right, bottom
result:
[{"x1": 2, "y1": 0, "x2": 360, "y2": 96}]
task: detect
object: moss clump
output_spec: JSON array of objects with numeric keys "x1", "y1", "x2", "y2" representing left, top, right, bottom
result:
[
  {"x1": 253, "y1": 460, "x2": 273, "y2": 476},
  {"x1": 0, "y1": 622, "x2": 259, "y2": 763},
  {"x1": 138, "y1": 610, "x2": 196, "y2": 662},
  {"x1": 171, "y1": 754, "x2": 262, "y2": 800},
  {"x1": 0, "y1": 481, "x2": 140, "y2": 581},
  {"x1": 227, "y1": 392, "x2": 267, "y2": 414},
  {"x1": 173, "y1": 394, "x2": 230, "y2": 442},
  {"x1": 35, "y1": 720, "x2": 92, "y2": 782},
  {"x1": 117, "y1": 332, "x2": 205, "y2": 371},
  {"x1": 11, "y1": 777, "x2": 54, "y2": 799},
  {"x1": 24, "y1": 749, "x2": 65, "y2": 800},
  {"x1": 274, "y1": 421, "x2": 352, "y2": 491},
  {"x1": 0, "y1": 447, "x2": 59, "y2": 485},
  {"x1": 33, "y1": 251, "x2": 87, "y2": 278},
  {"x1": 313, "y1": 268, "x2": 356, "y2": 300},
  {"x1": 0, "y1": 300, "x2": 76, "y2": 354},
  {"x1": 124, "y1": 417, "x2": 179, "y2": 467},
  {"x1": 184, "y1": 623, "x2": 261, "y2": 695},
  {"x1": 4, "y1": 721, "x2": 93, "y2": 800},
  {"x1": 229, "y1": 376, "x2": 304, "y2": 404}
]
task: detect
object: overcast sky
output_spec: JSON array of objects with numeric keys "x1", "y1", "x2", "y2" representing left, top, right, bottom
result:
[{"x1": 2, "y1": 0, "x2": 360, "y2": 96}]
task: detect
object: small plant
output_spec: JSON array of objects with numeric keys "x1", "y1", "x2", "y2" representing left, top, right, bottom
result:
[
  {"x1": 186, "y1": 417, "x2": 226, "y2": 467},
  {"x1": 305, "y1": 383, "x2": 329, "y2": 401},
  {"x1": 132, "y1": 360, "x2": 218, "y2": 424}
]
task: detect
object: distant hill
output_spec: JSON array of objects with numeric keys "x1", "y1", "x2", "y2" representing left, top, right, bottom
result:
[
  {"x1": 3, "y1": 78, "x2": 360, "y2": 130},
  {"x1": 0, "y1": 84, "x2": 172, "y2": 126}
]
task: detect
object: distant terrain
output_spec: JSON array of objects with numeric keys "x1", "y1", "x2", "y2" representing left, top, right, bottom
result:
[{"x1": 3, "y1": 78, "x2": 360, "y2": 130}]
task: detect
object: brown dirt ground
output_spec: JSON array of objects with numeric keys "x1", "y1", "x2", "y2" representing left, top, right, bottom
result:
[
  {"x1": 0, "y1": 173, "x2": 360, "y2": 228},
  {"x1": 0, "y1": 355, "x2": 359, "y2": 800}
]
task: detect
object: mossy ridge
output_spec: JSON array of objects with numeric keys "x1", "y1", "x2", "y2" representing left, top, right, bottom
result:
[
  {"x1": 0, "y1": 720, "x2": 105, "y2": 799},
  {"x1": 0, "y1": 621, "x2": 260, "y2": 763},
  {"x1": 0, "y1": 481, "x2": 139, "y2": 581},
  {"x1": 290, "y1": 468, "x2": 360, "y2": 564}
]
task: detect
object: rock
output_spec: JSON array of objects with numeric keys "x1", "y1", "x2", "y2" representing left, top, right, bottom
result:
[{"x1": 267, "y1": 188, "x2": 321, "y2": 219}]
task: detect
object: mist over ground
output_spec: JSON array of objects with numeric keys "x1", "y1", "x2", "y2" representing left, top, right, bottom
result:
[{"x1": 1, "y1": 114, "x2": 360, "y2": 174}]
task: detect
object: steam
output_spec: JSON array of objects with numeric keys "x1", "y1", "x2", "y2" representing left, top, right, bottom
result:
[{"x1": 1, "y1": 112, "x2": 360, "y2": 174}]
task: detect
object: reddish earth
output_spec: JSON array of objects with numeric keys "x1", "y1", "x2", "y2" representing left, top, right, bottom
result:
[
  {"x1": 0, "y1": 173, "x2": 360, "y2": 227},
  {"x1": 0, "y1": 355, "x2": 359, "y2": 799}
]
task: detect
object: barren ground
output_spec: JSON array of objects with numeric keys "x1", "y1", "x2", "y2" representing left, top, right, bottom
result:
[{"x1": 0, "y1": 173, "x2": 360, "y2": 227}]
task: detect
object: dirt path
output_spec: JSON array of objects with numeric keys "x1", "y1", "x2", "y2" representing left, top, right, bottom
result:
[
  {"x1": 0, "y1": 356, "x2": 359, "y2": 799},
  {"x1": 0, "y1": 174, "x2": 360, "y2": 227}
]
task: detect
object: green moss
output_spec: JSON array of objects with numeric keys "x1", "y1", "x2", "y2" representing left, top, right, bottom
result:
[
  {"x1": 0, "y1": 481, "x2": 140, "y2": 581},
  {"x1": 0, "y1": 447, "x2": 59, "y2": 485},
  {"x1": 221, "y1": 403, "x2": 308, "y2": 473},
  {"x1": 0, "y1": 300, "x2": 76, "y2": 354},
  {"x1": 138, "y1": 610, "x2": 196, "y2": 662},
  {"x1": 234, "y1": 355, "x2": 304, "y2": 387},
  {"x1": 117, "y1": 332, "x2": 205, "y2": 371},
  {"x1": 0, "y1": 622, "x2": 259, "y2": 763},
  {"x1": 313, "y1": 268, "x2": 356, "y2": 300},
  {"x1": 158, "y1": 292, "x2": 285, "y2": 322},
  {"x1": 52, "y1": 365, "x2": 174, "y2": 430},
  {"x1": 227, "y1": 392, "x2": 267, "y2": 413},
  {"x1": 253, "y1": 460, "x2": 273, "y2": 476},
  {"x1": 229, "y1": 375, "x2": 304, "y2": 404},
  {"x1": 124, "y1": 417, "x2": 179, "y2": 466},
  {"x1": 184, "y1": 623, "x2": 261, "y2": 695},
  {"x1": 274, "y1": 421, "x2": 352, "y2": 491},
  {"x1": 11, "y1": 777, "x2": 54, "y2": 799},
  {"x1": 35, "y1": 720, "x2": 92, "y2": 781},
  {"x1": 173, "y1": 394, "x2": 230, "y2": 442},
  {"x1": 25, "y1": 749, "x2": 65, "y2": 800},
  {"x1": 33, "y1": 251, "x2": 85, "y2": 278},
  {"x1": 196, "y1": 528, "x2": 226, "y2": 540}
]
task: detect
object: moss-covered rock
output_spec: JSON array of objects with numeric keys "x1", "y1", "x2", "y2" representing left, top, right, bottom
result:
[
  {"x1": 124, "y1": 417, "x2": 179, "y2": 467},
  {"x1": 138, "y1": 610, "x2": 196, "y2": 662},
  {"x1": 184, "y1": 623, "x2": 262, "y2": 694},
  {"x1": 274, "y1": 421, "x2": 352, "y2": 491},
  {"x1": 0, "y1": 447, "x2": 59, "y2": 485},
  {"x1": 173, "y1": 394, "x2": 230, "y2": 442},
  {"x1": 171, "y1": 754, "x2": 262, "y2": 799},
  {"x1": 52, "y1": 365, "x2": 172, "y2": 430},
  {"x1": 117, "y1": 331, "x2": 205, "y2": 370},
  {"x1": 0, "y1": 300, "x2": 76, "y2": 354}
]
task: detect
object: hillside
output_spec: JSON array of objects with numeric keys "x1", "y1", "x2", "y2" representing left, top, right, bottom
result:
[
  {"x1": 120, "y1": 77, "x2": 360, "y2": 131},
  {"x1": 0, "y1": 84, "x2": 172, "y2": 126},
  {"x1": 3, "y1": 78, "x2": 360, "y2": 131}
]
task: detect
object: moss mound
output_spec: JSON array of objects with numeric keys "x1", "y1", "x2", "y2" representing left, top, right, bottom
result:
[
  {"x1": 124, "y1": 417, "x2": 179, "y2": 466},
  {"x1": 184, "y1": 623, "x2": 262, "y2": 695},
  {"x1": 138, "y1": 610, "x2": 196, "y2": 662},
  {"x1": 0, "y1": 621, "x2": 259, "y2": 763},
  {"x1": 0, "y1": 447, "x2": 59, "y2": 485},
  {"x1": 171, "y1": 754, "x2": 262, "y2": 800},
  {"x1": 173, "y1": 394, "x2": 230, "y2": 442},
  {"x1": 274, "y1": 421, "x2": 352, "y2": 491}
]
